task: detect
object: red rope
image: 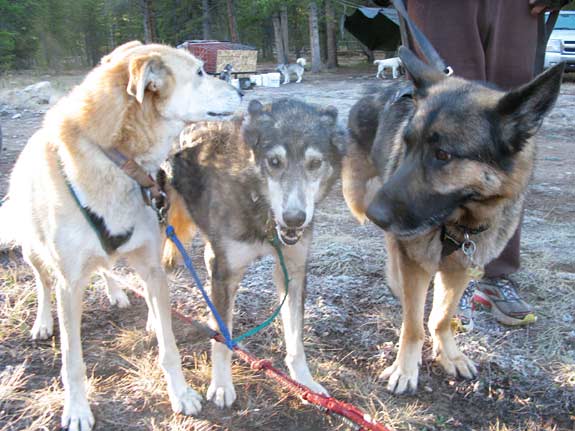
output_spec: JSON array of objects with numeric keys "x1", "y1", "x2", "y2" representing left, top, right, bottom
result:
[
  {"x1": 128, "y1": 287, "x2": 392, "y2": 431},
  {"x1": 174, "y1": 309, "x2": 392, "y2": 431}
]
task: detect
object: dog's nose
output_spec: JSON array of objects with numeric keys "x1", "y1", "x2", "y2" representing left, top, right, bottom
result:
[
  {"x1": 283, "y1": 209, "x2": 307, "y2": 228},
  {"x1": 366, "y1": 199, "x2": 393, "y2": 231},
  {"x1": 236, "y1": 88, "x2": 244, "y2": 98}
]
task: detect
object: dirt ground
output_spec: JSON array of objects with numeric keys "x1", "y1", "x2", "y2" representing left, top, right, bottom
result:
[{"x1": 0, "y1": 65, "x2": 574, "y2": 431}]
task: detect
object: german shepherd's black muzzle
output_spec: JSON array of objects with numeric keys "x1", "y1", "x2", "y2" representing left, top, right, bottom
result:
[{"x1": 366, "y1": 154, "x2": 466, "y2": 237}]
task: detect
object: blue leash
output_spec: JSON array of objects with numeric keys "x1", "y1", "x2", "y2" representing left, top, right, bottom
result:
[
  {"x1": 166, "y1": 225, "x2": 237, "y2": 349},
  {"x1": 165, "y1": 225, "x2": 290, "y2": 350}
]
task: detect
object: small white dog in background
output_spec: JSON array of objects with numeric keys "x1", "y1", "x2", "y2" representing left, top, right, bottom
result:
[
  {"x1": 277, "y1": 58, "x2": 306, "y2": 84},
  {"x1": 374, "y1": 57, "x2": 402, "y2": 79}
]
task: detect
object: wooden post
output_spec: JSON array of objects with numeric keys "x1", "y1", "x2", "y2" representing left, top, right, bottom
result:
[{"x1": 325, "y1": 0, "x2": 338, "y2": 69}]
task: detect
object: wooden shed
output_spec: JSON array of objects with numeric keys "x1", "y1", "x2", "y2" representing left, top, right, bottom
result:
[{"x1": 177, "y1": 40, "x2": 258, "y2": 74}]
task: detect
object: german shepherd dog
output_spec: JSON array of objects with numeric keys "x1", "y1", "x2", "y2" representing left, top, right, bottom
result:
[
  {"x1": 342, "y1": 47, "x2": 564, "y2": 395},
  {"x1": 162, "y1": 99, "x2": 345, "y2": 408},
  {"x1": 0, "y1": 41, "x2": 241, "y2": 428}
]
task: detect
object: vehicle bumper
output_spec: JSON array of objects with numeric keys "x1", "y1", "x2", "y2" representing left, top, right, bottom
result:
[{"x1": 545, "y1": 52, "x2": 575, "y2": 72}]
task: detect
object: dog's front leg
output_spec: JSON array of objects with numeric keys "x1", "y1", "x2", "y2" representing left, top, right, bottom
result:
[
  {"x1": 25, "y1": 251, "x2": 54, "y2": 340},
  {"x1": 380, "y1": 247, "x2": 432, "y2": 394},
  {"x1": 428, "y1": 270, "x2": 477, "y2": 379},
  {"x1": 55, "y1": 276, "x2": 94, "y2": 431},
  {"x1": 274, "y1": 239, "x2": 328, "y2": 395},
  {"x1": 206, "y1": 244, "x2": 246, "y2": 408},
  {"x1": 128, "y1": 248, "x2": 203, "y2": 416}
]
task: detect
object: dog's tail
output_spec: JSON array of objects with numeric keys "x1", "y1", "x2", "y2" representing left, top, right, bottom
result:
[
  {"x1": 296, "y1": 58, "x2": 306, "y2": 67},
  {"x1": 161, "y1": 186, "x2": 197, "y2": 269},
  {"x1": 341, "y1": 139, "x2": 380, "y2": 224},
  {"x1": 0, "y1": 196, "x2": 18, "y2": 249}
]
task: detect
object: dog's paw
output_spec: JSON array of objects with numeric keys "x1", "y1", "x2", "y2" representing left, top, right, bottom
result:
[
  {"x1": 380, "y1": 361, "x2": 419, "y2": 395},
  {"x1": 31, "y1": 317, "x2": 53, "y2": 340},
  {"x1": 62, "y1": 399, "x2": 95, "y2": 431},
  {"x1": 169, "y1": 386, "x2": 203, "y2": 416},
  {"x1": 108, "y1": 288, "x2": 131, "y2": 308},
  {"x1": 207, "y1": 380, "x2": 237, "y2": 408},
  {"x1": 300, "y1": 378, "x2": 329, "y2": 396},
  {"x1": 436, "y1": 352, "x2": 477, "y2": 379}
]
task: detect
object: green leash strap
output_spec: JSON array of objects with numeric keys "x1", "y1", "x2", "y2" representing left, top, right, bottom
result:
[{"x1": 233, "y1": 234, "x2": 290, "y2": 343}]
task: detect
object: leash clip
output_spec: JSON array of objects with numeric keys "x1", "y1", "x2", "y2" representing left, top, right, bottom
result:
[
  {"x1": 461, "y1": 232, "x2": 477, "y2": 258},
  {"x1": 151, "y1": 190, "x2": 169, "y2": 224},
  {"x1": 143, "y1": 187, "x2": 169, "y2": 224}
]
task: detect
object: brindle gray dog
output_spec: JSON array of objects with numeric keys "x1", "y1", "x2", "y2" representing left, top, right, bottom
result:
[
  {"x1": 343, "y1": 46, "x2": 564, "y2": 395},
  {"x1": 163, "y1": 99, "x2": 345, "y2": 408}
]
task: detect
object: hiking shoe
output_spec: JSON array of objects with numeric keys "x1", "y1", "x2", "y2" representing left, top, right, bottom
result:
[
  {"x1": 472, "y1": 277, "x2": 537, "y2": 326},
  {"x1": 452, "y1": 281, "x2": 476, "y2": 332}
]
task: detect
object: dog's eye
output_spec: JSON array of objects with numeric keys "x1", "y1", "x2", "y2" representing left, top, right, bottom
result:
[
  {"x1": 427, "y1": 132, "x2": 440, "y2": 144},
  {"x1": 307, "y1": 158, "x2": 322, "y2": 171},
  {"x1": 197, "y1": 69, "x2": 204, "y2": 77},
  {"x1": 268, "y1": 156, "x2": 282, "y2": 169},
  {"x1": 435, "y1": 149, "x2": 452, "y2": 162}
]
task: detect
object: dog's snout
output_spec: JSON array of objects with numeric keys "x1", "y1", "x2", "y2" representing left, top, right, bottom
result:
[
  {"x1": 366, "y1": 198, "x2": 393, "y2": 231},
  {"x1": 283, "y1": 209, "x2": 307, "y2": 228},
  {"x1": 236, "y1": 88, "x2": 244, "y2": 98}
]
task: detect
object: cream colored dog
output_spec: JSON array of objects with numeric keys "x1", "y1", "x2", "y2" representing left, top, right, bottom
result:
[
  {"x1": 374, "y1": 57, "x2": 402, "y2": 79},
  {"x1": 0, "y1": 41, "x2": 241, "y2": 430}
]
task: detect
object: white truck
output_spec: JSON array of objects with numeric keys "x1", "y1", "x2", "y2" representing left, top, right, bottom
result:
[{"x1": 545, "y1": 10, "x2": 575, "y2": 71}]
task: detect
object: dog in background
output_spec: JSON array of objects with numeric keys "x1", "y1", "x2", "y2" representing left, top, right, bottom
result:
[
  {"x1": 343, "y1": 46, "x2": 564, "y2": 395},
  {"x1": 374, "y1": 57, "x2": 402, "y2": 79},
  {"x1": 0, "y1": 41, "x2": 241, "y2": 429},
  {"x1": 219, "y1": 63, "x2": 234, "y2": 84},
  {"x1": 162, "y1": 98, "x2": 345, "y2": 408},
  {"x1": 277, "y1": 58, "x2": 306, "y2": 84}
]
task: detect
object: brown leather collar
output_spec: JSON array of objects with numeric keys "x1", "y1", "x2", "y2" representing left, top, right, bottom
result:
[{"x1": 100, "y1": 147, "x2": 170, "y2": 223}]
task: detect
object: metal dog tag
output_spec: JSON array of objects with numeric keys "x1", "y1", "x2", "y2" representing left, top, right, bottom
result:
[
  {"x1": 467, "y1": 265, "x2": 485, "y2": 280},
  {"x1": 461, "y1": 232, "x2": 484, "y2": 280}
]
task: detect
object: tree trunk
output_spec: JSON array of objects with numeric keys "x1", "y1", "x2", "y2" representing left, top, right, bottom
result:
[
  {"x1": 140, "y1": 0, "x2": 157, "y2": 43},
  {"x1": 272, "y1": 13, "x2": 286, "y2": 64},
  {"x1": 280, "y1": 4, "x2": 289, "y2": 62},
  {"x1": 309, "y1": 1, "x2": 322, "y2": 73},
  {"x1": 325, "y1": 0, "x2": 338, "y2": 68},
  {"x1": 360, "y1": 43, "x2": 374, "y2": 63},
  {"x1": 202, "y1": 0, "x2": 211, "y2": 40},
  {"x1": 226, "y1": 0, "x2": 239, "y2": 42}
]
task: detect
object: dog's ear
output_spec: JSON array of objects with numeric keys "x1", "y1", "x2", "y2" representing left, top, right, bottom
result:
[
  {"x1": 398, "y1": 46, "x2": 445, "y2": 91},
  {"x1": 127, "y1": 54, "x2": 168, "y2": 104},
  {"x1": 101, "y1": 41, "x2": 142, "y2": 64},
  {"x1": 496, "y1": 62, "x2": 565, "y2": 153},
  {"x1": 247, "y1": 100, "x2": 264, "y2": 117},
  {"x1": 242, "y1": 100, "x2": 272, "y2": 148},
  {"x1": 320, "y1": 105, "x2": 338, "y2": 127},
  {"x1": 320, "y1": 106, "x2": 346, "y2": 155}
]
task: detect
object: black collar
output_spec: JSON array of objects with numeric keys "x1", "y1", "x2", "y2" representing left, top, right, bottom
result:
[{"x1": 440, "y1": 224, "x2": 489, "y2": 258}]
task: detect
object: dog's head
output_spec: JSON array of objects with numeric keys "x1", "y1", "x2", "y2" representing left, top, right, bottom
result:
[
  {"x1": 103, "y1": 41, "x2": 242, "y2": 123},
  {"x1": 242, "y1": 99, "x2": 345, "y2": 245},
  {"x1": 366, "y1": 47, "x2": 565, "y2": 238}
]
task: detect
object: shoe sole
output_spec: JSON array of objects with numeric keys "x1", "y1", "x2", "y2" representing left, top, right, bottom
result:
[{"x1": 473, "y1": 291, "x2": 537, "y2": 326}]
